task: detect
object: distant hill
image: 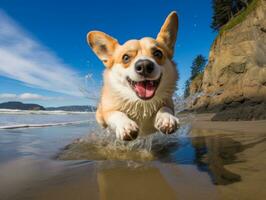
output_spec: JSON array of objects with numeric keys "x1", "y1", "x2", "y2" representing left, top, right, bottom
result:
[
  {"x1": 0, "y1": 101, "x2": 45, "y2": 110},
  {"x1": 0, "y1": 101, "x2": 96, "y2": 112},
  {"x1": 45, "y1": 105, "x2": 96, "y2": 112}
]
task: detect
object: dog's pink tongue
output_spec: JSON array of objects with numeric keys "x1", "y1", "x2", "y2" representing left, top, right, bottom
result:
[
  {"x1": 146, "y1": 81, "x2": 155, "y2": 97},
  {"x1": 135, "y1": 81, "x2": 155, "y2": 99},
  {"x1": 135, "y1": 82, "x2": 146, "y2": 98}
]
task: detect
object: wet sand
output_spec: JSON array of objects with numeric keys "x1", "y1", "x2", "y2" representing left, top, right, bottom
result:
[
  {"x1": 0, "y1": 115, "x2": 266, "y2": 200},
  {"x1": 189, "y1": 113, "x2": 266, "y2": 134},
  {"x1": 189, "y1": 114, "x2": 266, "y2": 200}
]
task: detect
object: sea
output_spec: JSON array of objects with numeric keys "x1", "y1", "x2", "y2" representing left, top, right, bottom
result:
[{"x1": 0, "y1": 109, "x2": 94, "y2": 129}]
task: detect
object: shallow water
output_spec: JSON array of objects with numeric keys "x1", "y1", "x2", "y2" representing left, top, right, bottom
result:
[
  {"x1": 0, "y1": 110, "x2": 93, "y2": 128},
  {"x1": 0, "y1": 122, "x2": 266, "y2": 200}
]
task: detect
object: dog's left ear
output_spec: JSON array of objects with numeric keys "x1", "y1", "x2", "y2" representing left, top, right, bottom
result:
[{"x1": 156, "y1": 11, "x2": 178, "y2": 58}]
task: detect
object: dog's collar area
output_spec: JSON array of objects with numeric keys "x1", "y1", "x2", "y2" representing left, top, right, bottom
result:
[{"x1": 126, "y1": 75, "x2": 162, "y2": 100}]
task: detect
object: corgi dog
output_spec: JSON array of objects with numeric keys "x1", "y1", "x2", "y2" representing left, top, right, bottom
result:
[{"x1": 87, "y1": 12, "x2": 180, "y2": 141}]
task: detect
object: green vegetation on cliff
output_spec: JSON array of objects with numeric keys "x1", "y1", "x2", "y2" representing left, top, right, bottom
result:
[
  {"x1": 211, "y1": 0, "x2": 252, "y2": 31},
  {"x1": 220, "y1": 0, "x2": 260, "y2": 33},
  {"x1": 211, "y1": 0, "x2": 260, "y2": 34}
]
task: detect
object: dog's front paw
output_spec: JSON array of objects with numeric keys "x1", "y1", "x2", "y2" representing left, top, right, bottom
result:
[
  {"x1": 115, "y1": 119, "x2": 139, "y2": 141},
  {"x1": 155, "y1": 113, "x2": 180, "y2": 134}
]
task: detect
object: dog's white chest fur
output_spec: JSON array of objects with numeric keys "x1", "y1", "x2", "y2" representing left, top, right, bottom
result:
[{"x1": 119, "y1": 100, "x2": 163, "y2": 135}]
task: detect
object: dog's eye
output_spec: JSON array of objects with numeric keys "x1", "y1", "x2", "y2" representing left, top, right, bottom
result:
[
  {"x1": 122, "y1": 54, "x2": 131, "y2": 63},
  {"x1": 153, "y1": 49, "x2": 163, "y2": 59}
]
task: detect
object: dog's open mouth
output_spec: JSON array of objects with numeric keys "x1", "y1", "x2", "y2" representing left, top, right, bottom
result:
[{"x1": 126, "y1": 76, "x2": 161, "y2": 100}]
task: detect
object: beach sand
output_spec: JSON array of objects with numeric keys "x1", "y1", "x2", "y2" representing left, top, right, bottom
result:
[
  {"x1": 190, "y1": 113, "x2": 266, "y2": 134},
  {"x1": 0, "y1": 114, "x2": 266, "y2": 200}
]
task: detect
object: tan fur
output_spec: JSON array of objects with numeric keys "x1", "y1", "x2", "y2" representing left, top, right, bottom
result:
[{"x1": 87, "y1": 12, "x2": 180, "y2": 139}]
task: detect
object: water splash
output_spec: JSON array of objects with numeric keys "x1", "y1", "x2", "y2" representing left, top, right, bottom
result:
[
  {"x1": 78, "y1": 73, "x2": 101, "y2": 104},
  {"x1": 57, "y1": 124, "x2": 192, "y2": 161}
]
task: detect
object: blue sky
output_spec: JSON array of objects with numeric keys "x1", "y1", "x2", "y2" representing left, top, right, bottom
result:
[{"x1": 0, "y1": 0, "x2": 216, "y2": 106}]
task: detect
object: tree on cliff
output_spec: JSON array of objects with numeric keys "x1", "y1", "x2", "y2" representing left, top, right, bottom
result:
[
  {"x1": 190, "y1": 55, "x2": 207, "y2": 80},
  {"x1": 211, "y1": 0, "x2": 252, "y2": 31},
  {"x1": 184, "y1": 55, "x2": 207, "y2": 98},
  {"x1": 184, "y1": 80, "x2": 191, "y2": 98}
]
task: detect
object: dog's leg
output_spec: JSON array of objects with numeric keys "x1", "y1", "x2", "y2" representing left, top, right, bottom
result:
[
  {"x1": 155, "y1": 107, "x2": 180, "y2": 134},
  {"x1": 105, "y1": 111, "x2": 139, "y2": 141},
  {"x1": 96, "y1": 105, "x2": 107, "y2": 128}
]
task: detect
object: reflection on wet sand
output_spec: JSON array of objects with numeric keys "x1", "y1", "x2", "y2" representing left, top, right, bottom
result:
[
  {"x1": 7, "y1": 160, "x2": 218, "y2": 200},
  {"x1": 96, "y1": 161, "x2": 220, "y2": 200},
  {"x1": 190, "y1": 129, "x2": 266, "y2": 185},
  {"x1": 97, "y1": 163, "x2": 176, "y2": 200},
  {"x1": 190, "y1": 129, "x2": 266, "y2": 200},
  {"x1": 191, "y1": 134, "x2": 242, "y2": 185}
]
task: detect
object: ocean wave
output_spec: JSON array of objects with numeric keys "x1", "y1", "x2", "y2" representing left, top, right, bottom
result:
[
  {"x1": 0, "y1": 120, "x2": 90, "y2": 129},
  {"x1": 0, "y1": 109, "x2": 94, "y2": 115}
]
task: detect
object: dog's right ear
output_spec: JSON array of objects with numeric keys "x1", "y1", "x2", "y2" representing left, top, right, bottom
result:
[{"x1": 87, "y1": 31, "x2": 119, "y2": 68}]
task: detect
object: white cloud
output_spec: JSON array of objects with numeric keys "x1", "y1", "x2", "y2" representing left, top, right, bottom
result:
[
  {"x1": 0, "y1": 93, "x2": 51, "y2": 101},
  {"x1": 18, "y1": 93, "x2": 49, "y2": 100},
  {"x1": 0, "y1": 10, "x2": 85, "y2": 97}
]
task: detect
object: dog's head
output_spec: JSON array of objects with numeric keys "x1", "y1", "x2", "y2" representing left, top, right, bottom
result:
[{"x1": 87, "y1": 12, "x2": 178, "y2": 102}]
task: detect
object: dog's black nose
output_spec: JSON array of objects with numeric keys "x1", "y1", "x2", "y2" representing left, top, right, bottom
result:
[{"x1": 135, "y1": 59, "x2": 154, "y2": 76}]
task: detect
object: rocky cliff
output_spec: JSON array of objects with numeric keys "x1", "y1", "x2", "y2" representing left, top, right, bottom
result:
[{"x1": 188, "y1": 0, "x2": 266, "y2": 120}]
